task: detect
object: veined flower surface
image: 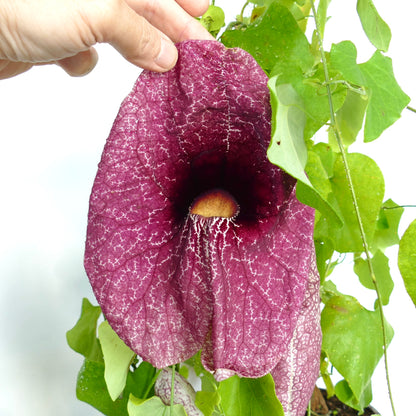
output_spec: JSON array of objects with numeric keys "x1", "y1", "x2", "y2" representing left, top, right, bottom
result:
[{"x1": 85, "y1": 40, "x2": 321, "y2": 416}]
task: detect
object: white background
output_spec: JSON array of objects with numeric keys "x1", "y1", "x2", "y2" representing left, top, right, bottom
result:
[{"x1": 0, "y1": 1, "x2": 415, "y2": 415}]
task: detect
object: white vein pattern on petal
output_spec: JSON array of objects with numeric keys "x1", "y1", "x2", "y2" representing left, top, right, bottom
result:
[
  {"x1": 271, "y1": 254, "x2": 322, "y2": 416},
  {"x1": 84, "y1": 41, "x2": 318, "y2": 378}
]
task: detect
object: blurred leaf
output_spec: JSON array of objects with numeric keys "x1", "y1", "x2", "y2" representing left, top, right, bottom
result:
[
  {"x1": 316, "y1": 0, "x2": 331, "y2": 38},
  {"x1": 273, "y1": 63, "x2": 347, "y2": 140},
  {"x1": 321, "y1": 294, "x2": 393, "y2": 412},
  {"x1": 195, "y1": 391, "x2": 220, "y2": 416},
  {"x1": 178, "y1": 365, "x2": 189, "y2": 380},
  {"x1": 221, "y1": 2, "x2": 313, "y2": 74},
  {"x1": 314, "y1": 239, "x2": 335, "y2": 282},
  {"x1": 330, "y1": 153, "x2": 384, "y2": 253},
  {"x1": 200, "y1": 5, "x2": 225, "y2": 37},
  {"x1": 98, "y1": 320, "x2": 136, "y2": 401},
  {"x1": 296, "y1": 149, "x2": 343, "y2": 229},
  {"x1": 320, "y1": 280, "x2": 343, "y2": 305},
  {"x1": 353, "y1": 250, "x2": 394, "y2": 305},
  {"x1": 356, "y1": 0, "x2": 391, "y2": 51},
  {"x1": 398, "y1": 219, "x2": 416, "y2": 307},
  {"x1": 372, "y1": 199, "x2": 404, "y2": 251},
  {"x1": 330, "y1": 41, "x2": 366, "y2": 86},
  {"x1": 313, "y1": 142, "x2": 336, "y2": 177},
  {"x1": 66, "y1": 298, "x2": 103, "y2": 362},
  {"x1": 330, "y1": 42, "x2": 409, "y2": 142},
  {"x1": 218, "y1": 374, "x2": 284, "y2": 416},
  {"x1": 186, "y1": 351, "x2": 218, "y2": 394},
  {"x1": 251, "y1": 6, "x2": 267, "y2": 22},
  {"x1": 335, "y1": 379, "x2": 373, "y2": 412},
  {"x1": 359, "y1": 51, "x2": 410, "y2": 141},
  {"x1": 268, "y1": 83, "x2": 342, "y2": 228},
  {"x1": 330, "y1": 90, "x2": 368, "y2": 148},
  {"x1": 267, "y1": 80, "x2": 309, "y2": 185},
  {"x1": 127, "y1": 395, "x2": 187, "y2": 416},
  {"x1": 126, "y1": 361, "x2": 158, "y2": 400},
  {"x1": 320, "y1": 353, "x2": 336, "y2": 398},
  {"x1": 76, "y1": 359, "x2": 129, "y2": 416}
]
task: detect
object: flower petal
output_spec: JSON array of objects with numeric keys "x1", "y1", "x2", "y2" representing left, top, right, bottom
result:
[
  {"x1": 85, "y1": 41, "x2": 320, "y2": 410},
  {"x1": 198, "y1": 191, "x2": 317, "y2": 379},
  {"x1": 271, "y1": 255, "x2": 322, "y2": 416}
]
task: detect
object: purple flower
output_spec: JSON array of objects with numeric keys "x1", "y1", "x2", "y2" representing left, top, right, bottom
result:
[{"x1": 85, "y1": 40, "x2": 321, "y2": 415}]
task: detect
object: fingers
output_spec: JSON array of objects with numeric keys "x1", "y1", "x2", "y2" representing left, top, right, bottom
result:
[
  {"x1": 55, "y1": 48, "x2": 99, "y2": 77},
  {"x1": 0, "y1": 0, "x2": 213, "y2": 78},
  {"x1": 126, "y1": 0, "x2": 214, "y2": 43},
  {"x1": 87, "y1": 0, "x2": 178, "y2": 72},
  {"x1": 175, "y1": 0, "x2": 210, "y2": 18},
  {"x1": 0, "y1": 59, "x2": 33, "y2": 80}
]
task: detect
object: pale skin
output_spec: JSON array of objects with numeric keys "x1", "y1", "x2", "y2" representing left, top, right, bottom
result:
[{"x1": 0, "y1": 0, "x2": 212, "y2": 79}]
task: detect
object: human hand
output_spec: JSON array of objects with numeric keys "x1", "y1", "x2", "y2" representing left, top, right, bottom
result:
[{"x1": 0, "y1": 0, "x2": 212, "y2": 79}]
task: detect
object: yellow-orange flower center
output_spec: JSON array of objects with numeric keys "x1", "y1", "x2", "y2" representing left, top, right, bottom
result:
[{"x1": 190, "y1": 189, "x2": 239, "y2": 218}]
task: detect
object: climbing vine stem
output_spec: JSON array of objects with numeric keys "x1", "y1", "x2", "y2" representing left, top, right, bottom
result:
[
  {"x1": 170, "y1": 365, "x2": 175, "y2": 415},
  {"x1": 309, "y1": 1, "x2": 397, "y2": 415}
]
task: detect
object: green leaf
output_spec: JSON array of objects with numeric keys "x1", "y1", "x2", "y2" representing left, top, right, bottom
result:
[
  {"x1": 200, "y1": 5, "x2": 225, "y2": 37},
  {"x1": 353, "y1": 250, "x2": 394, "y2": 305},
  {"x1": 224, "y1": 4, "x2": 346, "y2": 141},
  {"x1": 312, "y1": 142, "x2": 336, "y2": 177},
  {"x1": 372, "y1": 199, "x2": 404, "y2": 251},
  {"x1": 398, "y1": 219, "x2": 416, "y2": 307},
  {"x1": 126, "y1": 361, "x2": 158, "y2": 400},
  {"x1": 178, "y1": 365, "x2": 189, "y2": 380},
  {"x1": 268, "y1": 85, "x2": 343, "y2": 225},
  {"x1": 356, "y1": 0, "x2": 391, "y2": 51},
  {"x1": 321, "y1": 294, "x2": 394, "y2": 412},
  {"x1": 66, "y1": 298, "x2": 103, "y2": 362},
  {"x1": 320, "y1": 279, "x2": 343, "y2": 305},
  {"x1": 296, "y1": 149, "x2": 343, "y2": 230},
  {"x1": 218, "y1": 374, "x2": 284, "y2": 416},
  {"x1": 314, "y1": 239, "x2": 334, "y2": 282},
  {"x1": 330, "y1": 90, "x2": 368, "y2": 148},
  {"x1": 267, "y1": 80, "x2": 309, "y2": 185},
  {"x1": 335, "y1": 379, "x2": 373, "y2": 412},
  {"x1": 195, "y1": 391, "x2": 220, "y2": 416},
  {"x1": 316, "y1": 0, "x2": 331, "y2": 39},
  {"x1": 330, "y1": 42, "x2": 410, "y2": 142},
  {"x1": 221, "y1": 2, "x2": 313, "y2": 74},
  {"x1": 330, "y1": 41, "x2": 366, "y2": 86},
  {"x1": 329, "y1": 153, "x2": 385, "y2": 253},
  {"x1": 76, "y1": 359, "x2": 129, "y2": 416},
  {"x1": 359, "y1": 51, "x2": 410, "y2": 141},
  {"x1": 127, "y1": 395, "x2": 187, "y2": 416},
  {"x1": 98, "y1": 320, "x2": 136, "y2": 401},
  {"x1": 273, "y1": 63, "x2": 347, "y2": 140}
]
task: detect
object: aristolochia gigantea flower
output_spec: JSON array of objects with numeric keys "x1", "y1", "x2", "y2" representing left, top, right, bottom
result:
[{"x1": 84, "y1": 40, "x2": 321, "y2": 416}]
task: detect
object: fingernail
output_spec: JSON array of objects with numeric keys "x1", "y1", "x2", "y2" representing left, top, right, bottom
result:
[{"x1": 155, "y1": 38, "x2": 178, "y2": 70}]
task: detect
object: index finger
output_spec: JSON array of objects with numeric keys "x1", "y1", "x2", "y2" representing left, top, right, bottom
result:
[{"x1": 175, "y1": 0, "x2": 210, "y2": 17}]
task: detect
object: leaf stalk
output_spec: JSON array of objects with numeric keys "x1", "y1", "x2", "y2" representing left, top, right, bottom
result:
[{"x1": 309, "y1": 1, "x2": 396, "y2": 415}]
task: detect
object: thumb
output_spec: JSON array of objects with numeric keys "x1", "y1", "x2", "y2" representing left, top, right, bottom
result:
[{"x1": 89, "y1": 1, "x2": 178, "y2": 72}]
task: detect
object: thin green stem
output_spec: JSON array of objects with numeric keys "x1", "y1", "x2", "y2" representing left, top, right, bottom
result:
[
  {"x1": 170, "y1": 365, "x2": 175, "y2": 415},
  {"x1": 240, "y1": 1, "x2": 250, "y2": 19},
  {"x1": 309, "y1": 1, "x2": 396, "y2": 415},
  {"x1": 143, "y1": 369, "x2": 161, "y2": 399},
  {"x1": 383, "y1": 204, "x2": 416, "y2": 209},
  {"x1": 406, "y1": 105, "x2": 416, "y2": 114}
]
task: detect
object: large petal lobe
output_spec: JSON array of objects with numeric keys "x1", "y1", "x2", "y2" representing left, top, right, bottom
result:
[{"x1": 84, "y1": 40, "x2": 321, "y2": 414}]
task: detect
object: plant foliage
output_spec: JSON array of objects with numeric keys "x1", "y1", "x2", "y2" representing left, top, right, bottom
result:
[{"x1": 68, "y1": 1, "x2": 416, "y2": 415}]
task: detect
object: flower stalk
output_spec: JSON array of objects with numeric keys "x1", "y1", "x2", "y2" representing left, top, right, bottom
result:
[{"x1": 309, "y1": 1, "x2": 396, "y2": 415}]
